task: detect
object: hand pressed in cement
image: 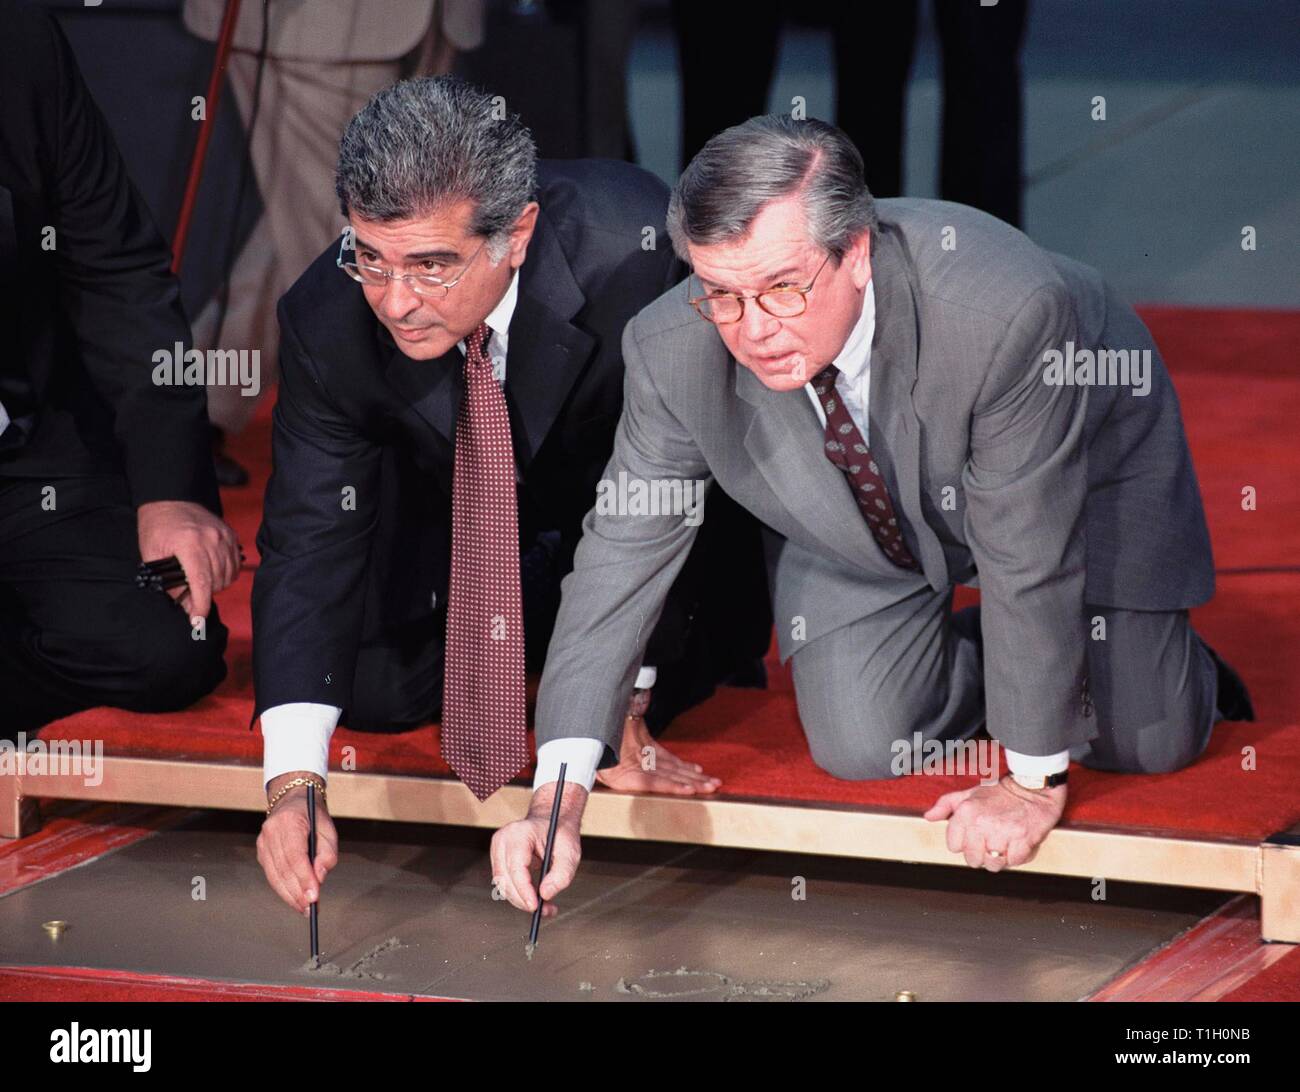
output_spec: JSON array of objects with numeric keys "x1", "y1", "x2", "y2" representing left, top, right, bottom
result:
[
  {"x1": 924, "y1": 775, "x2": 1067, "y2": 871},
  {"x1": 258, "y1": 775, "x2": 340, "y2": 913}
]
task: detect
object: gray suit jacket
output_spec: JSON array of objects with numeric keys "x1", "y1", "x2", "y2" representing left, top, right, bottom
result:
[{"x1": 535, "y1": 198, "x2": 1214, "y2": 758}]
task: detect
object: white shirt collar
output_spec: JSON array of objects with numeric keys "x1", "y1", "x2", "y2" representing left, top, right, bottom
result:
[
  {"x1": 831, "y1": 277, "x2": 875, "y2": 381},
  {"x1": 457, "y1": 267, "x2": 520, "y2": 357},
  {"x1": 483, "y1": 267, "x2": 520, "y2": 348}
]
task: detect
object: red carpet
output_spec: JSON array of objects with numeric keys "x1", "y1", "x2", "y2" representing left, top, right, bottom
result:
[
  {"x1": 0, "y1": 965, "x2": 464, "y2": 1002},
  {"x1": 39, "y1": 307, "x2": 1300, "y2": 842}
]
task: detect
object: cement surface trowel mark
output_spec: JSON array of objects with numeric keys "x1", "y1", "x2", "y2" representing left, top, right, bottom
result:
[
  {"x1": 301, "y1": 936, "x2": 406, "y2": 980},
  {"x1": 614, "y1": 966, "x2": 829, "y2": 1002}
]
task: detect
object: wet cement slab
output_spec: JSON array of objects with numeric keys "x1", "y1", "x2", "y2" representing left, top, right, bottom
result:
[{"x1": 0, "y1": 810, "x2": 1229, "y2": 1001}]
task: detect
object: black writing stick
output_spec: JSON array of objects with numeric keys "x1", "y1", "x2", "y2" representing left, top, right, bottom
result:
[
  {"x1": 307, "y1": 783, "x2": 319, "y2": 962},
  {"x1": 527, "y1": 762, "x2": 567, "y2": 957}
]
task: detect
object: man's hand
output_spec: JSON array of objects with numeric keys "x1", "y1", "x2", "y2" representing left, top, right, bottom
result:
[
  {"x1": 924, "y1": 775, "x2": 1067, "y2": 871},
  {"x1": 490, "y1": 782, "x2": 588, "y2": 915},
  {"x1": 595, "y1": 710, "x2": 721, "y2": 795},
  {"x1": 257, "y1": 772, "x2": 339, "y2": 914},
  {"x1": 136, "y1": 499, "x2": 241, "y2": 619}
]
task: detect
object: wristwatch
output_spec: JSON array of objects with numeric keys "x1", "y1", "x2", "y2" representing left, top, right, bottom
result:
[
  {"x1": 627, "y1": 686, "x2": 652, "y2": 719},
  {"x1": 1009, "y1": 769, "x2": 1069, "y2": 791}
]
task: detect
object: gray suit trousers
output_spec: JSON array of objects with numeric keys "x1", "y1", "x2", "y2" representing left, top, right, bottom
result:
[{"x1": 789, "y1": 582, "x2": 1221, "y2": 780}]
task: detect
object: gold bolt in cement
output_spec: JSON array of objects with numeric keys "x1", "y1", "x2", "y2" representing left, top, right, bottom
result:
[
  {"x1": 42, "y1": 921, "x2": 68, "y2": 939},
  {"x1": 894, "y1": 989, "x2": 916, "y2": 1002}
]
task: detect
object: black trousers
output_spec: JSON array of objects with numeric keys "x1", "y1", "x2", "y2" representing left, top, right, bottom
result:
[
  {"x1": 0, "y1": 474, "x2": 228, "y2": 741},
  {"x1": 673, "y1": 0, "x2": 1027, "y2": 226},
  {"x1": 343, "y1": 485, "x2": 773, "y2": 736}
]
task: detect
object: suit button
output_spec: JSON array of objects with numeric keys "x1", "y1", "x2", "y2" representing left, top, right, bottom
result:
[{"x1": 430, "y1": 591, "x2": 438, "y2": 609}]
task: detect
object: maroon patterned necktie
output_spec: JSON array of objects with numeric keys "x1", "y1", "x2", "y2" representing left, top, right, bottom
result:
[
  {"x1": 811, "y1": 363, "x2": 920, "y2": 571},
  {"x1": 442, "y1": 322, "x2": 530, "y2": 801}
]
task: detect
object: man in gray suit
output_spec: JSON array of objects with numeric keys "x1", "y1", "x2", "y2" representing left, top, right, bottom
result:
[{"x1": 491, "y1": 114, "x2": 1253, "y2": 912}]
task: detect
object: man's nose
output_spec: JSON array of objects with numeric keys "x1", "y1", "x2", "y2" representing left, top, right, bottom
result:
[
  {"x1": 380, "y1": 276, "x2": 422, "y2": 320},
  {"x1": 739, "y1": 298, "x2": 781, "y2": 343}
]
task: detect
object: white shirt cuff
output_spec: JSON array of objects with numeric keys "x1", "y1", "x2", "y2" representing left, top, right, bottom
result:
[
  {"x1": 533, "y1": 738, "x2": 604, "y2": 792},
  {"x1": 261, "y1": 703, "x2": 341, "y2": 789},
  {"x1": 634, "y1": 665, "x2": 657, "y2": 688},
  {"x1": 1002, "y1": 746, "x2": 1070, "y2": 778}
]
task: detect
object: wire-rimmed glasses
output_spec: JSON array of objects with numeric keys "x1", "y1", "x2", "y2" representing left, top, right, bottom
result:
[
  {"x1": 687, "y1": 252, "x2": 832, "y2": 324},
  {"x1": 336, "y1": 234, "x2": 488, "y2": 298}
]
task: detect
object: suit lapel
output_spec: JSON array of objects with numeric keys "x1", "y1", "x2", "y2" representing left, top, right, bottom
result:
[
  {"x1": 735, "y1": 224, "x2": 947, "y2": 586},
  {"x1": 381, "y1": 328, "x2": 462, "y2": 496},
  {"x1": 736, "y1": 362, "x2": 888, "y2": 574},
  {"x1": 502, "y1": 206, "x2": 596, "y2": 469},
  {"x1": 379, "y1": 206, "x2": 596, "y2": 491},
  {"x1": 866, "y1": 223, "x2": 948, "y2": 587}
]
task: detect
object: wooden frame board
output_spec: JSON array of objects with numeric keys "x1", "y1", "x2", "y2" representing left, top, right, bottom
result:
[{"x1": 2, "y1": 756, "x2": 1297, "y2": 943}]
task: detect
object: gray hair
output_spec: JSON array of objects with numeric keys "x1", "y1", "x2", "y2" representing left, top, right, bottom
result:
[
  {"x1": 335, "y1": 76, "x2": 538, "y2": 262},
  {"x1": 665, "y1": 115, "x2": 877, "y2": 267}
]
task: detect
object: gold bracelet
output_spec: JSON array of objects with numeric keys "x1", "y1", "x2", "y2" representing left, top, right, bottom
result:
[{"x1": 266, "y1": 776, "x2": 327, "y2": 816}]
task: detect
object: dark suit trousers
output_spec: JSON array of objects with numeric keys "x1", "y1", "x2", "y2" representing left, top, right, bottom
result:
[
  {"x1": 343, "y1": 484, "x2": 772, "y2": 736},
  {"x1": 788, "y1": 588, "x2": 1221, "y2": 779},
  {"x1": 0, "y1": 474, "x2": 228, "y2": 742}
]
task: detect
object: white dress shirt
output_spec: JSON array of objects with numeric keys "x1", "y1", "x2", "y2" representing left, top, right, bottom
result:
[{"x1": 262, "y1": 269, "x2": 659, "y2": 789}]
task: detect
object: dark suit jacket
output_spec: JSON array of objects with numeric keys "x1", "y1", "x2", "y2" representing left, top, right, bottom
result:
[
  {"x1": 251, "y1": 158, "x2": 770, "y2": 727},
  {"x1": 0, "y1": 0, "x2": 219, "y2": 513}
]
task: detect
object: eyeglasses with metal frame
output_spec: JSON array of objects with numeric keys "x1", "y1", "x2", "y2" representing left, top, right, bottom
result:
[
  {"x1": 336, "y1": 233, "x2": 489, "y2": 298},
  {"x1": 686, "y1": 251, "x2": 833, "y2": 324}
]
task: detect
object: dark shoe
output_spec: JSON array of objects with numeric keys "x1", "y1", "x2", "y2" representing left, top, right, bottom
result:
[{"x1": 1203, "y1": 640, "x2": 1256, "y2": 722}]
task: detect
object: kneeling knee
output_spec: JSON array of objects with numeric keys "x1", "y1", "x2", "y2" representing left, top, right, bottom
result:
[
  {"x1": 811, "y1": 748, "x2": 903, "y2": 781},
  {"x1": 127, "y1": 614, "x2": 228, "y2": 712},
  {"x1": 1085, "y1": 718, "x2": 1212, "y2": 776},
  {"x1": 803, "y1": 713, "x2": 917, "y2": 782}
]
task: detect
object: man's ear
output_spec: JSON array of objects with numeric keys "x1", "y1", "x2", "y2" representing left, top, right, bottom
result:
[
  {"x1": 847, "y1": 228, "x2": 872, "y2": 291},
  {"x1": 507, "y1": 201, "x2": 541, "y2": 269}
]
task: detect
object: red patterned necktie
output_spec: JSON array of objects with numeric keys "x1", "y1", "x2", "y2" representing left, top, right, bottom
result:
[
  {"x1": 811, "y1": 363, "x2": 920, "y2": 571},
  {"x1": 442, "y1": 322, "x2": 530, "y2": 801}
]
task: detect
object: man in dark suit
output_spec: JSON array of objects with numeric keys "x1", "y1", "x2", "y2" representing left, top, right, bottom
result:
[
  {"x1": 0, "y1": 1, "x2": 237, "y2": 738},
  {"x1": 254, "y1": 76, "x2": 770, "y2": 913}
]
